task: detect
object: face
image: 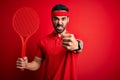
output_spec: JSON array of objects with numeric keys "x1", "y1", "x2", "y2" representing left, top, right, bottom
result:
[{"x1": 52, "y1": 15, "x2": 69, "y2": 34}]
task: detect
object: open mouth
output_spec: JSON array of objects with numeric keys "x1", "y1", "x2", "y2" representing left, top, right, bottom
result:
[
  {"x1": 56, "y1": 26, "x2": 63, "y2": 30},
  {"x1": 55, "y1": 26, "x2": 65, "y2": 33}
]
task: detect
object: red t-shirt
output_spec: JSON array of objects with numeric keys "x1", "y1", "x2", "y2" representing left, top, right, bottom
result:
[{"x1": 36, "y1": 32, "x2": 80, "y2": 80}]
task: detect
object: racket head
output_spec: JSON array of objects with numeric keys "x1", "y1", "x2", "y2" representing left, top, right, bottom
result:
[{"x1": 12, "y1": 7, "x2": 40, "y2": 37}]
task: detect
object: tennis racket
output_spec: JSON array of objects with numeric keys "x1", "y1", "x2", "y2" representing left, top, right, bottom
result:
[{"x1": 12, "y1": 7, "x2": 40, "y2": 70}]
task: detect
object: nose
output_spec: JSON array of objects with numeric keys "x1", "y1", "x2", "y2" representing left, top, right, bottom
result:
[{"x1": 58, "y1": 20, "x2": 62, "y2": 24}]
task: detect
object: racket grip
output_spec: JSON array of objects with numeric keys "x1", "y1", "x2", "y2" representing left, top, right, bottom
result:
[
  {"x1": 20, "y1": 56, "x2": 25, "y2": 71},
  {"x1": 21, "y1": 57, "x2": 25, "y2": 71}
]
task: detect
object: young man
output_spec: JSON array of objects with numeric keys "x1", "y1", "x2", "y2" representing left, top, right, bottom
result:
[{"x1": 16, "y1": 4, "x2": 83, "y2": 80}]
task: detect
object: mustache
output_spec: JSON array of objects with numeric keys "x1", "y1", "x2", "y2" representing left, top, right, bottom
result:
[{"x1": 57, "y1": 24, "x2": 63, "y2": 27}]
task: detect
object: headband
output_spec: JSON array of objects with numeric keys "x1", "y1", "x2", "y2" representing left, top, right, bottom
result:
[{"x1": 51, "y1": 11, "x2": 69, "y2": 16}]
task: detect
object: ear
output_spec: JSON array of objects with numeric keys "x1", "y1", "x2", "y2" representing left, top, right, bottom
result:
[{"x1": 67, "y1": 17, "x2": 69, "y2": 23}]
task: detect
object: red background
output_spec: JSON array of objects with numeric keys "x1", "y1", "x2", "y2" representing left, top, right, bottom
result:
[{"x1": 0, "y1": 0, "x2": 120, "y2": 80}]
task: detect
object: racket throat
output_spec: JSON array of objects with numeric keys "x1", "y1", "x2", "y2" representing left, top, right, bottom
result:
[{"x1": 21, "y1": 36, "x2": 29, "y2": 58}]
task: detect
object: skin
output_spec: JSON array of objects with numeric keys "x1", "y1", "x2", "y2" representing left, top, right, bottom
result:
[{"x1": 16, "y1": 10, "x2": 83, "y2": 71}]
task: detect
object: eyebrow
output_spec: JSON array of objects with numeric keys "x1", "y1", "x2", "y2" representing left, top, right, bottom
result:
[
  {"x1": 53, "y1": 16, "x2": 58, "y2": 19},
  {"x1": 62, "y1": 17, "x2": 66, "y2": 19}
]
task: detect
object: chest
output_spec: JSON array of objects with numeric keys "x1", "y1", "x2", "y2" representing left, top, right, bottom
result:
[{"x1": 42, "y1": 38, "x2": 67, "y2": 58}]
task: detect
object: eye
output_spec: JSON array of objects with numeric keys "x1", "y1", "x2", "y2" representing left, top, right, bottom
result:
[
  {"x1": 62, "y1": 17, "x2": 66, "y2": 21},
  {"x1": 53, "y1": 17, "x2": 59, "y2": 21}
]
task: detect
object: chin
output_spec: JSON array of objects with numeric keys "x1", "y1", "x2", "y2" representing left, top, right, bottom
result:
[
  {"x1": 57, "y1": 29, "x2": 65, "y2": 33},
  {"x1": 56, "y1": 31, "x2": 63, "y2": 34}
]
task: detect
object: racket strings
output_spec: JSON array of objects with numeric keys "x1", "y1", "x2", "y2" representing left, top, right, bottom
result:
[
  {"x1": 14, "y1": 10, "x2": 28, "y2": 36},
  {"x1": 19, "y1": 10, "x2": 27, "y2": 36},
  {"x1": 14, "y1": 12, "x2": 25, "y2": 36},
  {"x1": 26, "y1": 8, "x2": 39, "y2": 35},
  {"x1": 25, "y1": 8, "x2": 38, "y2": 35},
  {"x1": 22, "y1": 8, "x2": 32, "y2": 36},
  {"x1": 13, "y1": 7, "x2": 40, "y2": 37},
  {"x1": 19, "y1": 8, "x2": 34, "y2": 36}
]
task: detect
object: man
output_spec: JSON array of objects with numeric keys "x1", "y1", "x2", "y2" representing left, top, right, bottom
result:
[{"x1": 16, "y1": 4, "x2": 83, "y2": 80}]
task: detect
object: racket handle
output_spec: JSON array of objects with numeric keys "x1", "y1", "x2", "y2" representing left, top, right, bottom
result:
[
  {"x1": 21, "y1": 57, "x2": 25, "y2": 71},
  {"x1": 20, "y1": 35, "x2": 28, "y2": 71},
  {"x1": 21, "y1": 40, "x2": 25, "y2": 71},
  {"x1": 21, "y1": 57, "x2": 24, "y2": 71}
]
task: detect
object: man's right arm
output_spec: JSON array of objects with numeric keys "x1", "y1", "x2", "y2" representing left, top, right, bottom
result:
[{"x1": 16, "y1": 56, "x2": 42, "y2": 71}]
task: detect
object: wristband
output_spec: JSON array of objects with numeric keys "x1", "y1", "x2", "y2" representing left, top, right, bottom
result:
[{"x1": 74, "y1": 40, "x2": 81, "y2": 51}]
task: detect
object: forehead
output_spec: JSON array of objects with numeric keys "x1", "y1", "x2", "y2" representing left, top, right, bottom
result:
[{"x1": 53, "y1": 16, "x2": 68, "y2": 18}]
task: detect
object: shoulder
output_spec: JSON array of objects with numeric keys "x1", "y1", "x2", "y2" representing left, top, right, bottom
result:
[
  {"x1": 41, "y1": 32, "x2": 54, "y2": 40},
  {"x1": 38, "y1": 32, "x2": 54, "y2": 44}
]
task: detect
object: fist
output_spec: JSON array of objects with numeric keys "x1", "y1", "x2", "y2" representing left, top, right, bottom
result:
[
  {"x1": 62, "y1": 34, "x2": 78, "y2": 51},
  {"x1": 16, "y1": 57, "x2": 28, "y2": 69}
]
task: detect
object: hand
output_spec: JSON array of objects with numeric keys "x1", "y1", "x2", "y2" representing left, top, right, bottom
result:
[
  {"x1": 62, "y1": 33, "x2": 78, "y2": 51},
  {"x1": 16, "y1": 57, "x2": 28, "y2": 69}
]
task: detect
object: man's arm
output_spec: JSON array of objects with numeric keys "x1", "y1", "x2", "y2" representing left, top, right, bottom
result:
[{"x1": 16, "y1": 56, "x2": 42, "y2": 71}]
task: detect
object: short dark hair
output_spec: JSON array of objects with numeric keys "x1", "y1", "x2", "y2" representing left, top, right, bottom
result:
[{"x1": 52, "y1": 4, "x2": 69, "y2": 12}]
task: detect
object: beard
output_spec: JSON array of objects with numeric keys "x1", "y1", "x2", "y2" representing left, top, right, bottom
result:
[{"x1": 54, "y1": 24, "x2": 66, "y2": 33}]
